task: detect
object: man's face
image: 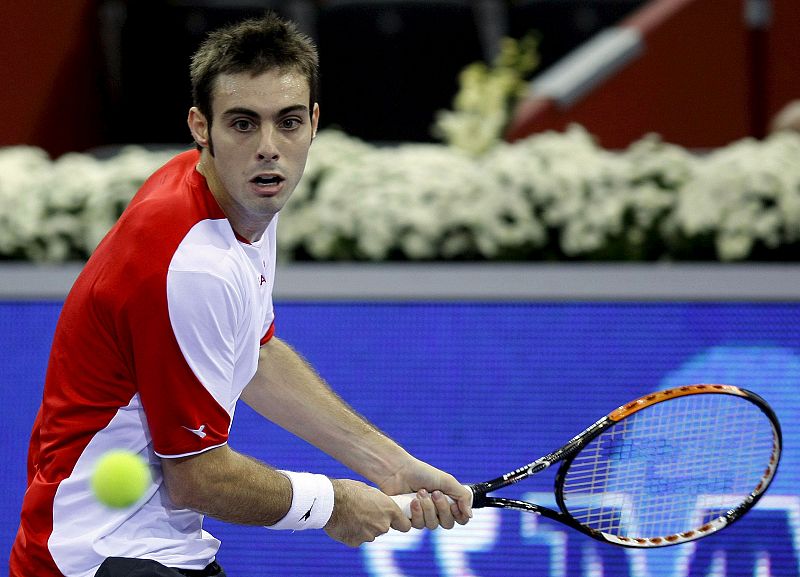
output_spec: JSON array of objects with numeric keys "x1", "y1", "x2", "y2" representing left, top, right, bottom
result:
[{"x1": 189, "y1": 68, "x2": 319, "y2": 239}]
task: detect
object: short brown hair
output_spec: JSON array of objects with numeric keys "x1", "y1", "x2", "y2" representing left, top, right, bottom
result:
[{"x1": 190, "y1": 12, "x2": 319, "y2": 123}]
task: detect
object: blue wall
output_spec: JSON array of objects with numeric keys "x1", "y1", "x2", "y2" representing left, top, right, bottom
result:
[{"x1": 2, "y1": 301, "x2": 799, "y2": 577}]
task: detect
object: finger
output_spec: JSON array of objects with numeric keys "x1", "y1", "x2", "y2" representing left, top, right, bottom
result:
[
  {"x1": 411, "y1": 499, "x2": 425, "y2": 529},
  {"x1": 453, "y1": 491, "x2": 473, "y2": 524},
  {"x1": 431, "y1": 491, "x2": 455, "y2": 529},
  {"x1": 416, "y1": 489, "x2": 439, "y2": 531},
  {"x1": 451, "y1": 501, "x2": 471, "y2": 525},
  {"x1": 409, "y1": 496, "x2": 426, "y2": 530},
  {"x1": 391, "y1": 502, "x2": 412, "y2": 533},
  {"x1": 363, "y1": 518, "x2": 393, "y2": 545}
]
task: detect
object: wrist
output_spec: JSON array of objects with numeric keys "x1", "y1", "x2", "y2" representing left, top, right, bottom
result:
[
  {"x1": 359, "y1": 442, "x2": 416, "y2": 486},
  {"x1": 266, "y1": 471, "x2": 334, "y2": 530}
]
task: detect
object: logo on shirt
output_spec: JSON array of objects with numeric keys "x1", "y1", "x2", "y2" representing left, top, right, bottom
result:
[
  {"x1": 259, "y1": 274, "x2": 267, "y2": 286},
  {"x1": 182, "y1": 424, "x2": 207, "y2": 439}
]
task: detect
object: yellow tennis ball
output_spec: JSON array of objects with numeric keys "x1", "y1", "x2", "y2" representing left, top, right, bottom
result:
[{"x1": 91, "y1": 450, "x2": 150, "y2": 508}]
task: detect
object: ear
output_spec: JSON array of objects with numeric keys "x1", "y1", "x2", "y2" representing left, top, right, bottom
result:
[
  {"x1": 311, "y1": 102, "x2": 320, "y2": 140},
  {"x1": 188, "y1": 107, "x2": 210, "y2": 148}
]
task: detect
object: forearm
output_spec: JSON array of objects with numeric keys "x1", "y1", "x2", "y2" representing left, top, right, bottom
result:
[
  {"x1": 224, "y1": 336, "x2": 472, "y2": 537},
  {"x1": 162, "y1": 445, "x2": 292, "y2": 525},
  {"x1": 241, "y1": 336, "x2": 412, "y2": 485},
  {"x1": 162, "y1": 443, "x2": 411, "y2": 545}
]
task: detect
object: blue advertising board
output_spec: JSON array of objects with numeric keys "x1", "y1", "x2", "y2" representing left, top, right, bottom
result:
[{"x1": 2, "y1": 301, "x2": 798, "y2": 576}]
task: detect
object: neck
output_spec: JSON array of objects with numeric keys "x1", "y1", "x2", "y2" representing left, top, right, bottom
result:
[{"x1": 196, "y1": 150, "x2": 270, "y2": 243}]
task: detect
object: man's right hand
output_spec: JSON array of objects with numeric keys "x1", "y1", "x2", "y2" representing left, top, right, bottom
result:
[{"x1": 324, "y1": 479, "x2": 412, "y2": 547}]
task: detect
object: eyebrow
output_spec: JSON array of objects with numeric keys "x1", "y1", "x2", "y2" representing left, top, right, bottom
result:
[{"x1": 221, "y1": 105, "x2": 309, "y2": 120}]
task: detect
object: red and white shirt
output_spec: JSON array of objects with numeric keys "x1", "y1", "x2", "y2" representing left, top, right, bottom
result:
[{"x1": 10, "y1": 150, "x2": 276, "y2": 577}]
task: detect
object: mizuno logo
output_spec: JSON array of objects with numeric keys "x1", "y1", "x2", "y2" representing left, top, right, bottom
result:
[
  {"x1": 301, "y1": 498, "x2": 317, "y2": 522},
  {"x1": 182, "y1": 425, "x2": 207, "y2": 439}
]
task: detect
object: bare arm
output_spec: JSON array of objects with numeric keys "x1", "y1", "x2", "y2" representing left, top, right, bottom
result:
[
  {"x1": 161, "y1": 443, "x2": 411, "y2": 546},
  {"x1": 161, "y1": 444, "x2": 291, "y2": 526},
  {"x1": 162, "y1": 335, "x2": 470, "y2": 544},
  {"x1": 240, "y1": 336, "x2": 410, "y2": 483},
  {"x1": 160, "y1": 335, "x2": 419, "y2": 544},
  {"x1": 241, "y1": 336, "x2": 472, "y2": 528}
]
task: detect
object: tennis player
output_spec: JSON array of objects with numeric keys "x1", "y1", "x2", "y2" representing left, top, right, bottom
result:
[{"x1": 10, "y1": 13, "x2": 472, "y2": 577}]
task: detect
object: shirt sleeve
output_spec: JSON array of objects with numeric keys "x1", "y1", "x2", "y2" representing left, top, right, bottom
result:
[
  {"x1": 128, "y1": 269, "x2": 238, "y2": 458},
  {"x1": 260, "y1": 322, "x2": 275, "y2": 346}
]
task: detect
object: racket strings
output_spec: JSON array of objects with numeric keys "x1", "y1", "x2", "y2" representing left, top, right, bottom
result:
[{"x1": 560, "y1": 393, "x2": 777, "y2": 540}]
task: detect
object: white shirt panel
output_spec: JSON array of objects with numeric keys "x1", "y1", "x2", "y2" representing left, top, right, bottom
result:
[
  {"x1": 167, "y1": 218, "x2": 276, "y2": 418},
  {"x1": 49, "y1": 394, "x2": 219, "y2": 577}
]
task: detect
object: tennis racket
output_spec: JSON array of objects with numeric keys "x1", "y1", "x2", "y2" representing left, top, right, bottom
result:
[{"x1": 392, "y1": 384, "x2": 781, "y2": 548}]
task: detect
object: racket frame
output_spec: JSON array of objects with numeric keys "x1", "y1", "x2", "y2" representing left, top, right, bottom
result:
[{"x1": 467, "y1": 384, "x2": 782, "y2": 548}]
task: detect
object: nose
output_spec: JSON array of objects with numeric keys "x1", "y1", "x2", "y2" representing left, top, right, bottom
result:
[{"x1": 257, "y1": 126, "x2": 280, "y2": 162}]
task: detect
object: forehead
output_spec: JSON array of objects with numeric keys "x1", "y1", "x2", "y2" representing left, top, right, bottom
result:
[{"x1": 211, "y1": 68, "x2": 311, "y2": 115}]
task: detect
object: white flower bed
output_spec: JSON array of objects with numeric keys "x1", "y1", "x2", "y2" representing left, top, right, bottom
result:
[{"x1": 1, "y1": 128, "x2": 799, "y2": 262}]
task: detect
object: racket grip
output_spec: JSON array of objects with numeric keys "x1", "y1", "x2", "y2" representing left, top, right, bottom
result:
[{"x1": 390, "y1": 490, "x2": 461, "y2": 518}]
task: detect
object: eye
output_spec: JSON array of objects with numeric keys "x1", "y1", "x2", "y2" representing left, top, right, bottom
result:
[
  {"x1": 279, "y1": 117, "x2": 303, "y2": 131},
  {"x1": 232, "y1": 118, "x2": 256, "y2": 132}
]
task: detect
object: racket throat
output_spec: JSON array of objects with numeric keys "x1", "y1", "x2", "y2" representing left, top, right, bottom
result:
[{"x1": 467, "y1": 483, "x2": 492, "y2": 508}]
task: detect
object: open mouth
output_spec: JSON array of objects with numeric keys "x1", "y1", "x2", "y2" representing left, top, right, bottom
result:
[{"x1": 251, "y1": 174, "x2": 285, "y2": 186}]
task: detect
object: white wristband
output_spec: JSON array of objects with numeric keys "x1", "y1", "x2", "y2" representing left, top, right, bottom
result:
[{"x1": 266, "y1": 471, "x2": 335, "y2": 531}]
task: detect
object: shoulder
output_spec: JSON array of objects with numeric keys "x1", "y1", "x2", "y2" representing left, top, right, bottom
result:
[
  {"x1": 81, "y1": 150, "x2": 232, "y2": 303},
  {"x1": 168, "y1": 220, "x2": 250, "y2": 298},
  {"x1": 126, "y1": 150, "x2": 219, "y2": 224},
  {"x1": 137, "y1": 149, "x2": 202, "y2": 195},
  {"x1": 100, "y1": 150, "x2": 226, "y2": 266}
]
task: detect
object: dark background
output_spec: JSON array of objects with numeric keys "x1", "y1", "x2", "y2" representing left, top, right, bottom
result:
[{"x1": 3, "y1": 0, "x2": 797, "y2": 156}]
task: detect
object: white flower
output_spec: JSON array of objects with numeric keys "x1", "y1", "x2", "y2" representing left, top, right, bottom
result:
[
  {"x1": 0, "y1": 146, "x2": 52, "y2": 259},
  {"x1": 1, "y1": 128, "x2": 799, "y2": 263},
  {"x1": 284, "y1": 141, "x2": 531, "y2": 260},
  {"x1": 0, "y1": 145, "x2": 179, "y2": 261},
  {"x1": 671, "y1": 131, "x2": 800, "y2": 260}
]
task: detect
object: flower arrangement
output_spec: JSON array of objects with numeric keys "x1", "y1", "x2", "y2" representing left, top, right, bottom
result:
[
  {"x1": 670, "y1": 134, "x2": 800, "y2": 260},
  {"x1": 2, "y1": 127, "x2": 799, "y2": 263},
  {"x1": 0, "y1": 146, "x2": 177, "y2": 262},
  {"x1": 2, "y1": 38, "x2": 799, "y2": 264}
]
